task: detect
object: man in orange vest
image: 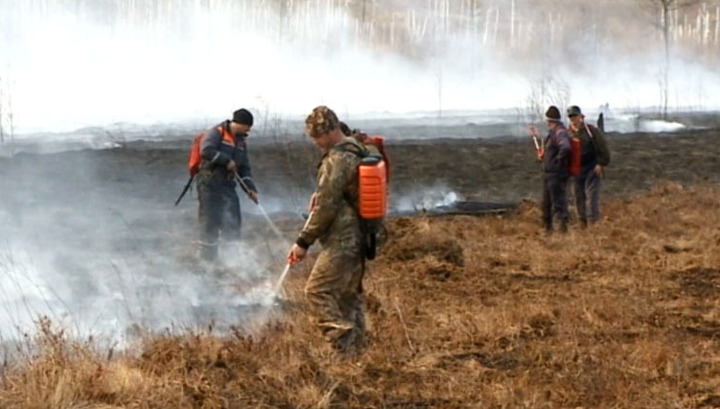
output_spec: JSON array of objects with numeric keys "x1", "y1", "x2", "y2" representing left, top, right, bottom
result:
[
  {"x1": 197, "y1": 108, "x2": 258, "y2": 262},
  {"x1": 567, "y1": 105, "x2": 611, "y2": 228}
]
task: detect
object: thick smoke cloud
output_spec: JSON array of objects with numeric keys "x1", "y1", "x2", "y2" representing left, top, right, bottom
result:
[
  {"x1": 1, "y1": 0, "x2": 719, "y2": 344},
  {"x1": 2, "y1": 0, "x2": 718, "y2": 135},
  {"x1": 0, "y1": 144, "x2": 290, "y2": 343}
]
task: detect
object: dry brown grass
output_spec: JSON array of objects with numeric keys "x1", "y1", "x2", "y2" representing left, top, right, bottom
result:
[{"x1": 2, "y1": 183, "x2": 720, "y2": 408}]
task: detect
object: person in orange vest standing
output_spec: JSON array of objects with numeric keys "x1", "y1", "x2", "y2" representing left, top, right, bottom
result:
[
  {"x1": 566, "y1": 105, "x2": 611, "y2": 228},
  {"x1": 197, "y1": 108, "x2": 258, "y2": 263}
]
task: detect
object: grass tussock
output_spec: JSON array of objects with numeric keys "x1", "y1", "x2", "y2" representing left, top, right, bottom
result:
[{"x1": 2, "y1": 183, "x2": 720, "y2": 408}]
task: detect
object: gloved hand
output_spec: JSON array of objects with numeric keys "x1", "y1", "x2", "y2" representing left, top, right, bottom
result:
[
  {"x1": 287, "y1": 244, "x2": 307, "y2": 265},
  {"x1": 226, "y1": 160, "x2": 237, "y2": 173},
  {"x1": 594, "y1": 164, "x2": 605, "y2": 178}
]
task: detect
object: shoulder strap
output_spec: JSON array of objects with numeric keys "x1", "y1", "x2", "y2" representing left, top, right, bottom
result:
[
  {"x1": 333, "y1": 140, "x2": 369, "y2": 158},
  {"x1": 329, "y1": 141, "x2": 364, "y2": 211},
  {"x1": 218, "y1": 120, "x2": 237, "y2": 145},
  {"x1": 584, "y1": 123, "x2": 595, "y2": 139}
]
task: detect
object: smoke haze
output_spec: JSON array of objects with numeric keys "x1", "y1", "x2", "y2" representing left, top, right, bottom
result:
[
  {"x1": 1, "y1": 0, "x2": 719, "y2": 344},
  {"x1": 0, "y1": 145, "x2": 294, "y2": 344},
  {"x1": 2, "y1": 0, "x2": 719, "y2": 134}
]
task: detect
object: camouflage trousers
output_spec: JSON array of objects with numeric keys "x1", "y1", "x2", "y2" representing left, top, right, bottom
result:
[{"x1": 304, "y1": 248, "x2": 366, "y2": 353}]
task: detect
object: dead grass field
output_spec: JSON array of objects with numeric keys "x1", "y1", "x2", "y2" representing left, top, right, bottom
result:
[{"x1": 1, "y1": 180, "x2": 719, "y2": 408}]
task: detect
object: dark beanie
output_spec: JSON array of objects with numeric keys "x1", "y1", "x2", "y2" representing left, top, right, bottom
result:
[
  {"x1": 232, "y1": 108, "x2": 254, "y2": 126},
  {"x1": 545, "y1": 105, "x2": 561, "y2": 122}
]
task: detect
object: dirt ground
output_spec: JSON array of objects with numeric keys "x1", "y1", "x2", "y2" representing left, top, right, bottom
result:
[{"x1": 0, "y1": 125, "x2": 720, "y2": 408}]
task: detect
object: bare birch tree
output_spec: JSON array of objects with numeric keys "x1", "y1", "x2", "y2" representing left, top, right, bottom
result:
[{"x1": 641, "y1": 0, "x2": 702, "y2": 118}]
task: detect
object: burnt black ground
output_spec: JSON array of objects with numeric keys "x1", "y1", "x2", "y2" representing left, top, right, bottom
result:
[
  {"x1": 0, "y1": 121, "x2": 718, "y2": 337},
  {"x1": 2, "y1": 127, "x2": 719, "y2": 237}
]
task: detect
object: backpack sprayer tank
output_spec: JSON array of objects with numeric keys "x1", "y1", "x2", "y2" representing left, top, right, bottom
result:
[
  {"x1": 358, "y1": 153, "x2": 387, "y2": 260},
  {"x1": 359, "y1": 154, "x2": 387, "y2": 220}
]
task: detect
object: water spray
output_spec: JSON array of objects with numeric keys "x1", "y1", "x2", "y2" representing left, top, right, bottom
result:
[
  {"x1": 234, "y1": 173, "x2": 306, "y2": 300},
  {"x1": 273, "y1": 210, "x2": 314, "y2": 297},
  {"x1": 234, "y1": 174, "x2": 287, "y2": 244}
]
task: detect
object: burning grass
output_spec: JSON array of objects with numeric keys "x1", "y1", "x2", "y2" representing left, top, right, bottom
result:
[{"x1": 2, "y1": 183, "x2": 720, "y2": 408}]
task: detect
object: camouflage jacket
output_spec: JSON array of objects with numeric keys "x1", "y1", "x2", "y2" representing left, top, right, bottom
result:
[
  {"x1": 569, "y1": 123, "x2": 611, "y2": 169},
  {"x1": 351, "y1": 131, "x2": 381, "y2": 155},
  {"x1": 296, "y1": 137, "x2": 364, "y2": 250}
]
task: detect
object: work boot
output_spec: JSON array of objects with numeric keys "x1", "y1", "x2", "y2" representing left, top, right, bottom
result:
[
  {"x1": 331, "y1": 331, "x2": 354, "y2": 354},
  {"x1": 199, "y1": 241, "x2": 218, "y2": 262}
]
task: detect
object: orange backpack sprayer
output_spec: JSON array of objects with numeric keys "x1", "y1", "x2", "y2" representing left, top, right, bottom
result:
[
  {"x1": 187, "y1": 132, "x2": 205, "y2": 177},
  {"x1": 174, "y1": 132, "x2": 205, "y2": 206},
  {"x1": 187, "y1": 122, "x2": 235, "y2": 177},
  {"x1": 358, "y1": 153, "x2": 387, "y2": 260},
  {"x1": 364, "y1": 135, "x2": 391, "y2": 183},
  {"x1": 334, "y1": 140, "x2": 389, "y2": 260},
  {"x1": 175, "y1": 122, "x2": 239, "y2": 206}
]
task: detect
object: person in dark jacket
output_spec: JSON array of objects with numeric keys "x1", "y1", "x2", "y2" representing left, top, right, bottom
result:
[
  {"x1": 196, "y1": 108, "x2": 258, "y2": 262},
  {"x1": 567, "y1": 105, "x2": 611, "y2": 227},
  {"x1": 541, "y1": 105, "x2": 572, "y2": 233}
]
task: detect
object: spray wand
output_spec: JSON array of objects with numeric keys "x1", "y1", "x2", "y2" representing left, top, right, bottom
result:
[
  {"x1": 234, "y1": 173, "x2": 258, "y2": 204},
  {"x1": 234, "y1": 173, "x2": 288, "y2": 243},
  {"x1": 528, "y1": 125, "x2": 544, "y2": 160},
  {"x1": 234, "y1": 172, "x2": 315, "y2": 298},
  {"x1": 275, "y1": 209, "x2": 315, "y2": 296},
  {"x1": 174, "y1": 176, "x2": 194, "y2": 206}
]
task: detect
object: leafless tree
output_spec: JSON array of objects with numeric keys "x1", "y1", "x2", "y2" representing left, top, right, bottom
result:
[
  {"x1": 0, "y1": 74, "x2": 12, "y2": 156},
  {"x1": 641, "y1": 0, "x2": 702, "y2": 118}
]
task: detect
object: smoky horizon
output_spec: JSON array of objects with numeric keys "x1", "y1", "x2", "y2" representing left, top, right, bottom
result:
[{"x1": 1, "y1": 0, "x2": 719, "y2": 135}]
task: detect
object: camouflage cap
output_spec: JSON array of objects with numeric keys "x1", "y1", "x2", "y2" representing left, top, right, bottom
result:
[
  {"x1": 305, "y1": 105, "x2": 339, "y2": 138},
  {"x1": 567, "y1": 105, "x2": 583, "y2": 117}
]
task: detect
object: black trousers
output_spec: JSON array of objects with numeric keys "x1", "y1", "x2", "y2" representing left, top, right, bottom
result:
[
  {"x1": 197, "y1": 172, "x2": 241, "y2": 261},
  {"x1": 542, "y1": 173, "x2": 569, "y2": 231},
  {"x1": 574, "y1": 166, "x2": 602, "y2": 225}
]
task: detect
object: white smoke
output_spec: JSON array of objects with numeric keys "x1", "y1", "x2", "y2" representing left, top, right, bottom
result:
[
  {"x1": 2, "y1": 1, "x2": 719, "y2": 136},
  {"x1": 0, "y1": 154, "x2": 296, "y2": 346},
  {"x1": 393, "y1": 185, "x2": 464, "y2": 213},
  {"x1": 0, "y1": 228, "x2": 285, "y2": 344}
]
